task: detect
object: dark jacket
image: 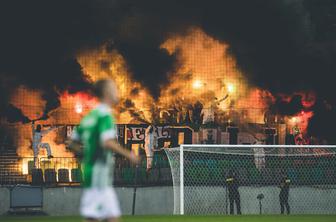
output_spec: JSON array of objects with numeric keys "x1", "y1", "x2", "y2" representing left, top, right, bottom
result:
[
  {"x1": 280, "y1": 177, "x2": 290, "y2": 197},
  {"x1": 226, "y1": 175, "x2": 239, "y2": 193}
]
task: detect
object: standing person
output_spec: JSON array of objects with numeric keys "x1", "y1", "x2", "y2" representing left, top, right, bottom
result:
[
  {"x1": 226, "y1": 170, "x2": 241, "y2": 215},
  {"x1": 253, "y1": 140, "x2": 266, "y2": 170},
  {"x1": 201, "y1": 104, "x2": 215, "y2": 125},
  {"x1": 144, "y1": 125, "x2": 158, "y2": 172},
  {"x1": 68, "y1": 79, "x2": 140, "y2": 222},
  {"x1": 32, "y1": 121, "x2": 55, "y2": 167},
  {"x1": 279, "y1": 175, "x2": 291, "y2": 215}
]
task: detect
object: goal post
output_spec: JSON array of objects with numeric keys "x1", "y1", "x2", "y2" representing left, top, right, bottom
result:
[
  {"x1": 180, "y1": 145, "x2": 184, "y2": 215},
  {"x1": 165, "y1": 144, "x2": 336, "y2": 215}
]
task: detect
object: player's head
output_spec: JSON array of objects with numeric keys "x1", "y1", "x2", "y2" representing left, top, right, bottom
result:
[
  {"x1": 94, "y1": 79, "x2": 119, "y2": 105},
  {"x1": 36, "y1": 124, "x2": 42, "y2": 132}
]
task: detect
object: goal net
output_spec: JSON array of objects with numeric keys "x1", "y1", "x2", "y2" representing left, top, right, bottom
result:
[{"x1": 164, "y1": 145, "x2": 336, "y2": 215}]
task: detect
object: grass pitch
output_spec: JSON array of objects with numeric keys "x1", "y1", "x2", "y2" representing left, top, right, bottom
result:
[{"x1": 0, "y1": 215, "x2": 336, "y2": 222}]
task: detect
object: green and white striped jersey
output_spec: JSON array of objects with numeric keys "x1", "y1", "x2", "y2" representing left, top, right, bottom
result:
[{"x1": 71, "y1": 103, "x2": 117, "y2": 188}]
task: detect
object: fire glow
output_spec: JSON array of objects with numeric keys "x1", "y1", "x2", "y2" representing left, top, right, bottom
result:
[
  {"x1": 288, "y1": 110, "x2": 314, "y2": 135},
  {"x1": 4, "y1": 27, "x2": 320, "y2": 176},
  {"x1": 192, "y1": 80, "x2": 203, "y2": 89}
]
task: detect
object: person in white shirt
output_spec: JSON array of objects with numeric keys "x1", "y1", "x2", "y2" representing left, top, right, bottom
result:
[
  {"x1": 32, "y1": 121, "x2": 55, "y2": 167},
  {"x1": 201, "y1": 95, "x2": 228, "y2": 125},
  {"x1": 253, "y1": 140, "x2": 266, "y2": 170},
  {"x1": 144, "y1": 125, "x2": 158, "y2": 172},
  {"x1": 201, "y1": 106, "x2": 215, "y2": 124}
]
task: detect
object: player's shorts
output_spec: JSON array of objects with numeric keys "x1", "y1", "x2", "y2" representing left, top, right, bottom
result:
[{"x1": 80, "y1": 187, "x2": 121, "y2": 219}]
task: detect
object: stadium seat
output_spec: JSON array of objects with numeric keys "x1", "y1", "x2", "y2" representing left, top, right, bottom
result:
[
  {"x1": 44, "y1": 169, "x2": 57, "y2": 186},
  {"x1": 153, "y1": 155, "x2": 160, "y2": 168},
  {"x1": 122, "y1": 167, "x2": 135, "y2": 184},
  {"x1": 58, "y1": 169, "x2": 70, "y2": 183},
  {"x1": 147, "y1": 168, "x2": 159, "y2": 184},
  {"x1": 71, "y1": 168, "x2": 82, "y2": 183},
  {"x1": 159, "y1": 167, "x2": 172, "y2": 184},
  {"x1": 162, "y1": 157, "x2": 170, "y2": 168},
  {"x1": 28, "y1": 161, "x2": 34, "y2": 175},
  {"x1": 31, "y1": 168, "x2": 43, "y2": 186},
  {"x1": 140, "y1": 168, "x2": 148, "y2": 184},
  {"x1": 113, "y1": 168, "x2": 122, "y2": 185},
  {"x1": 141, "y1": 159, "x2": 147, "y2": 168}
]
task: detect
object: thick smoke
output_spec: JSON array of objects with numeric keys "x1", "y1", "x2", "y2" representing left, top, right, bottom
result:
[
  {"x1": 0, "y1": 1, "x2": 99, "y2": 122},
  {"x1": 0, "y1": 0, "x2": 335, "y2": 140}
]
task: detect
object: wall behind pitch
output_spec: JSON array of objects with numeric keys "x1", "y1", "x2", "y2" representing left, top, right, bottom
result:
[
  {"x1": 0, "y1": 188, "x2": 10, "y2": 215},
  {"x1": 42, "y1": 186, "x2": 174, "y2": 216}
]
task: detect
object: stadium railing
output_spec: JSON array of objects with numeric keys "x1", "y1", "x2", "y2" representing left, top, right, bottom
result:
[{"x1": 0, "y1": 152, "x2": 173, "y2": 187}]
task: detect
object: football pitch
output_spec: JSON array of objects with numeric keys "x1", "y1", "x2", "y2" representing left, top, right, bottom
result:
[{"x1": 1, "y1": 215, "x2": 336, "y2": 222}]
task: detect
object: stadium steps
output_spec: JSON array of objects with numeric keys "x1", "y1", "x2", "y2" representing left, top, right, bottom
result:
[{"x1": 0, "y1": 147, "x2": 28, "y2": 185}]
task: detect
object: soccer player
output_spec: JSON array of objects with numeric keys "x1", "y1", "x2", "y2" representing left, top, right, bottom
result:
[{"x1": 68, "y1": 79, "x2": 140, "y2": 222}]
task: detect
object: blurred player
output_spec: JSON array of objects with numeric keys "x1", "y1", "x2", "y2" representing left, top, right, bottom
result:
[
  {"x1": 32, "y1": 121, "x2": 56, "y2": 167},
  {"x1": 68, "y1": 79, "x2": 140, "y2": 222}
]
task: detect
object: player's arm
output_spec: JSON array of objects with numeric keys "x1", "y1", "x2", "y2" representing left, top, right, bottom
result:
[{"x1": 100, "y1": 115, "x2": 140, "y2": 164}]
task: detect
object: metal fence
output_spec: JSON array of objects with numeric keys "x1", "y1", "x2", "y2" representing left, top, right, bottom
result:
[{"x1": 0, "y1": 152, "x2": 173, "y2": 187}]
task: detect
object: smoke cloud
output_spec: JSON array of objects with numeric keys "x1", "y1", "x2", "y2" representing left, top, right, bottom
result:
[{"x1": 0, "y1": 0, "x2": 335, "y2": 140}]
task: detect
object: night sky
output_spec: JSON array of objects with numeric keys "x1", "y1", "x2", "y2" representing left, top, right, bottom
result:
[{"x1": 0, "y1": 0, "x2": 335, "y2": 141}]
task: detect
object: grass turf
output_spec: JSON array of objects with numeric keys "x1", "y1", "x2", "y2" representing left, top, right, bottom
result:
[{"x1": 0, "y1": 215, "x2": 336, "y2": 222}]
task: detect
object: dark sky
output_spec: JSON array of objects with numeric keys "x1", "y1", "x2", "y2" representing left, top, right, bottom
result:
[{"x1": 0, "y1": 0, "x2": 335, "y2": 140}]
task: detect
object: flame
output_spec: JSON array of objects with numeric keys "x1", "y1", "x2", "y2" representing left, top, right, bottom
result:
[
  {"x1": 158, "y1": 28, "x2": 276, "y2": 126},
  {"x1": 286, "y1": 110, "x2": 314, "y2": 135},
  {"x1": 192, "y1": 80, "x2": 203, "y2": 89},
  {"x1": 227, "y1": 83, "x2": 235, "y2": 94},
  {"x1": 301, "y1": 92, "x2": 316, "y2": 109},
  {"x1": 77, "y1": 46, "x2": 154, "y2": 123},
  {"x1": 160, "y1": 27, "x2": 248, "y2": 108},
  {"x1": 75, "y1": 103, "x2": 83, "y2": 114},
  {"x1": 58, "y1": 91, "x2": 98, "y2": 122},
  {"x1": 236, "y1": 88, "x2": 274, "y2": 124}
]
